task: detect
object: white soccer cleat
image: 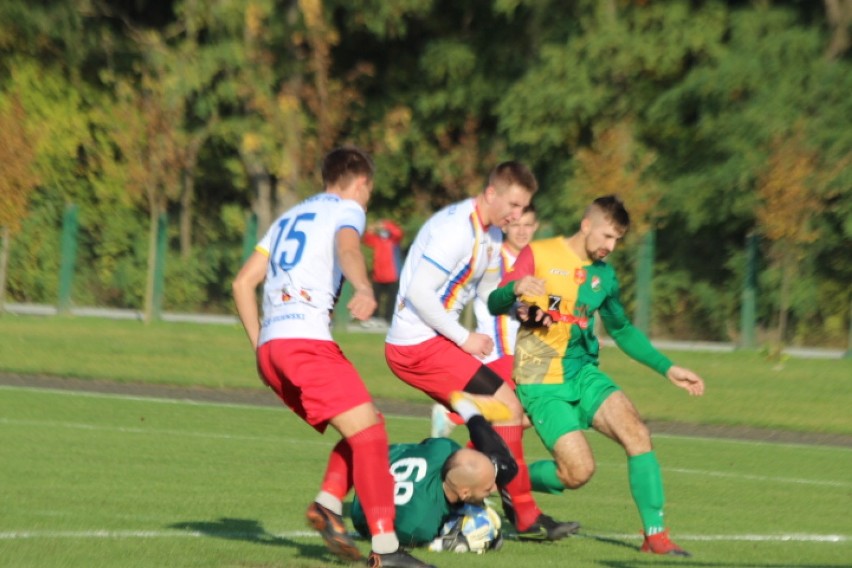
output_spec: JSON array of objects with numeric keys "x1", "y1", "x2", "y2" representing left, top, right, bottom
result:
[{"x1": 431, "y1": 403, "x2": 457, "y2": 438}]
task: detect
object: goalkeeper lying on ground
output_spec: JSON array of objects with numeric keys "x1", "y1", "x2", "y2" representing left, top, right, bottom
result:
[
  {"x1": 308, "y1": 415, "x2": 518, "y2": 567},
  {"x1": 350, "y1": 437, "x2": 509, "y2": 553}
]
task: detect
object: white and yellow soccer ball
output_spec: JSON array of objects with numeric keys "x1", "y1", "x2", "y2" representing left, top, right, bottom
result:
[{"x1": 428, "y1": 503, "x2": 503, "y2": 554}]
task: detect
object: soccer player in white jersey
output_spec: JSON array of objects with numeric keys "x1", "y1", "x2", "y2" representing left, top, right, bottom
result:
[
  {"x1": 232, "y1": 147, "x2": 435, "y2": 568},
  {"x1": 431, "y1": 204, "x2": 541, "y2": 437},
  {"x1": 474, "y1": 203, "x2": 540, "y2": 380},
  {"x1": 385, "y1": 162, "x2": 577, "y2": 542}
]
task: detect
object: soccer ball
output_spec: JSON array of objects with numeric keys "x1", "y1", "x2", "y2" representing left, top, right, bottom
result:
[{"x1": 429, "y1": 503, "x2": 502, "y2": 554}]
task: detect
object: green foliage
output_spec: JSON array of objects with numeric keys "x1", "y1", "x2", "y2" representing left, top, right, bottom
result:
[
  {"x1": 0, "y1": 0, "x2": 849, "y2": 344},
  {"x1": 6, "y1": 60, "x2": 90, "y2": 198},
  {"x1": 6, "y1": 193, "x2": 62, "y2": 303}
]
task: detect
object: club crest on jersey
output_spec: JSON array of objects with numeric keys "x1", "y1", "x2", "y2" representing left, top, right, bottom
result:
[
  {"x1": 574, "y1": 268, "x2": 587, "y2": 285},
  {"x1": 281, "y1": 289, "x2": 312, "y2": 302},
  {"x1": 591, "y1": 275, "x2": 601, "y2": 292}
]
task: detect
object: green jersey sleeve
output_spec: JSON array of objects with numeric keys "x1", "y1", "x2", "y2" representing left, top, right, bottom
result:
[
  {"x1": 599, "y1": 270, "x2": 672, "y2": 377},
  {"x1": 488, "y1": 281, "x2": 517, "y2": 315}
]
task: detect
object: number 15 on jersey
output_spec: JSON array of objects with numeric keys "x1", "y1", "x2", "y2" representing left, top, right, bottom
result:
[{"x1": 269, "y1": 213, "x2": 316, "y2": 275}]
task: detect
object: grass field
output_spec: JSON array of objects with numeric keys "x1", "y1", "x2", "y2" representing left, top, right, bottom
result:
[
  {"x1": 0, "y1": 315, "x2": 851, "y2": 567},
  {"x1": 1, "y1": 386, "x2": 850, "y2": 567},
  {"x1": 1, "y1": 316, "x2": 850, "y2": 434}
]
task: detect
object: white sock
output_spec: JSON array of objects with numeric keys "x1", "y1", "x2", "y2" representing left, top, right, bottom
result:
[
  {"x1": 371, "y1": 531, "x2": 400, "y2": 554},
  {"x1": 314, "y1": 491, "x2": 342, "y2": 515},
  {"x1": 451, "y1": 396, "x2": 480, "y2": 422}
]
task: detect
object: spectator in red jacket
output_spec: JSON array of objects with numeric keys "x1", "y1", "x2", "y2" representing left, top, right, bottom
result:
[{"x1": 364, "y1": 219, "x2": 404, "y2": 324}]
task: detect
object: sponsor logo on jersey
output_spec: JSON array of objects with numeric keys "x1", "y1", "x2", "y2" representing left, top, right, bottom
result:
[
  {"x1": 549, "y1": 268, "x2": 569, "y2": 276},
  {"x1": 262, "y1": 313, "x2": 306, "y2": 325}
]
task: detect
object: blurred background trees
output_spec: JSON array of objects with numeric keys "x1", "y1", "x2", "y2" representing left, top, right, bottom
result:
[{"x1": 1, "y1": 0, "x2": 850, "y2": 347}]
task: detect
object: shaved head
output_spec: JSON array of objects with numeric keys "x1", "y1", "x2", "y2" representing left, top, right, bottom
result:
[{"x1": 442, "y1": 448, "x2": 498, "y2": 504}]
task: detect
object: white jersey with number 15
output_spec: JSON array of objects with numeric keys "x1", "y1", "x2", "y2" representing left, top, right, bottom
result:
[{"x1": 256, "y1": 193, "x2": 365, "y2": 345}]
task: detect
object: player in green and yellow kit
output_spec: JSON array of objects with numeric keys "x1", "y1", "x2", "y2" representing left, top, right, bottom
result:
[{"x1": 488, "y1": 195, "x2": 705, "y2": 557}]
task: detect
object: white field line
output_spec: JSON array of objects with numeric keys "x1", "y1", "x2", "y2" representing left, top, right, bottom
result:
[
  {"x1": 0, "y1": 529, "x2": 316, "y2": 540},
  {"x1": 2, "y1": 385, "x2": 850, "y2": 490},
  {"x1": 2, "y1": 416, "x2": 848, "y2": 490},
  {"x1": 0, "y1": 416, "x2": 327, "y2": 446},
  {"x1": 651, "y1": 432, "x2": 852, "y2": 452},
  {"x1": 0, "y1": 384, "x2": 428, "y2": 420},
  {"x1": 580, "y1": 533, "x2": 849, "y2": 543},
  {"x1": 665, "y1": 466, "x2": 851, "y2": 488},
  {"x1": 0, "y1": 529, "x2": 847, "y2": 544},
  {"x1": 5, "y1": 384, "x2": 852, "y2": 439},
  {"x1": 570, "y1": 457, "x2": 852, "y2": 489}
]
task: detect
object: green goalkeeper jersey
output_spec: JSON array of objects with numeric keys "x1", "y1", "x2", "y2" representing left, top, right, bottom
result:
[{"x1": 351, "y1": 438, "x2": 460, "y2": 546}]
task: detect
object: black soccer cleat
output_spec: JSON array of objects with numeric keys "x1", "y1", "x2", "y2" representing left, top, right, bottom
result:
[
  {"x1": 366, "y1": 549, "x2": 437, "y2": 568},
  {"x1": 305, "y1": 502, "x2": 363, "y2": 561},
  {"x1": 516, "y1": 513, "x2": 580, "y2": 542}
]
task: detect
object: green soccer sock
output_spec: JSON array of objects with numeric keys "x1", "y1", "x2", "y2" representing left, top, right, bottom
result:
[
  {"x1": 529, "y1": 460, "x2": 565, "y2": 494},
  {"x1": 628, "y1": 451, "x2": 666, "y2": 534}
]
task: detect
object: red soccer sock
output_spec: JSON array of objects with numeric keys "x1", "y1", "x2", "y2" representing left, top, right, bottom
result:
[
  {"x1": 347, "y1": 423, "x2": 396, "y2": 536},
  {"x1": 493, "y1": 424, "x2": 542, "y2": 531},
  {"x1": 319, "y1": 439, "x2": 353, "y2": 500}
]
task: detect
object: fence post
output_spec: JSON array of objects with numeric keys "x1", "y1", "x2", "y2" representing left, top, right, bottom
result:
[
  {"x1": 58, "y1": 203, "x2": 79, "y2": 314},
  {"x1": 634, "y1": 229, "x2": 655, "y2": 334},
  {"x1": 152, "y1": 212, "x2": 168, "y2": 321},
  {"x1": 845, "y1": 295, "x2": 852, "y2": 359},
  {"x1": 739, "y1": 232, "x2": 758, "y2": 349},
  {"x1": 0, "y1": 226, "x2": 9, "y2": 311},
  {"x1": 242, "y1": 212, "x2": 258, "y2": 262}
]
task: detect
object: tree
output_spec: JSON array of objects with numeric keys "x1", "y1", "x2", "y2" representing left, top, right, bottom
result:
[
  {"x1": 824, "y1": 0, "x2": 852, "y2": 59},
  {"x1": 0, "y1": 94, "x2": 39, "y2": 309},
  {"x1": 755, "y1": 127, "x2": 822, "y2": 349},
  {"x1": 100, "y1": 74, "x2": 183, "y2": 322},
  {"x1": 572, "y1": 121, "x2": 659, "y2": 233}
]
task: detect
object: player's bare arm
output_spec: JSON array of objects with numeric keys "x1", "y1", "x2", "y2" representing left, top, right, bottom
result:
[
  {"x1": 665, "y1": 365, "x2": 705, "y2": 396},
  {"x1": 232, "y1": 250, "x2": 268, "y2": 349},
  {"x1": 336, "y1": 227, "x2": 377, "y2": 321}
]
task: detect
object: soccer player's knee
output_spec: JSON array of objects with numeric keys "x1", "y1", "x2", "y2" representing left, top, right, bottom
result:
[
  {"x1": 558, "y1": 462, "x2": 594, "y2": 489},
  {"x1": 621, "y1": 421, "x2": 652, "y2": 453},
  {"x1": 505, "y1": 397, "x2": 525, "y2": 422}
]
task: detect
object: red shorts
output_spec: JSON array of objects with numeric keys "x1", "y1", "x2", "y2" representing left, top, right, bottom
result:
[
  {"x1": 385, "y1": 335, "x2": 486, "y2": 405},
  {"x1": 257, "y1": 338, "x2": 372, "y2": 433},
  {"x1": 486, "y1": 355, "x2": 516, "y2": 389}
]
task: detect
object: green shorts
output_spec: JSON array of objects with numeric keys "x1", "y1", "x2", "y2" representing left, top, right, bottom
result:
[{"x1": 517, "y1": 364, "x2": 620, "y2": 451}]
